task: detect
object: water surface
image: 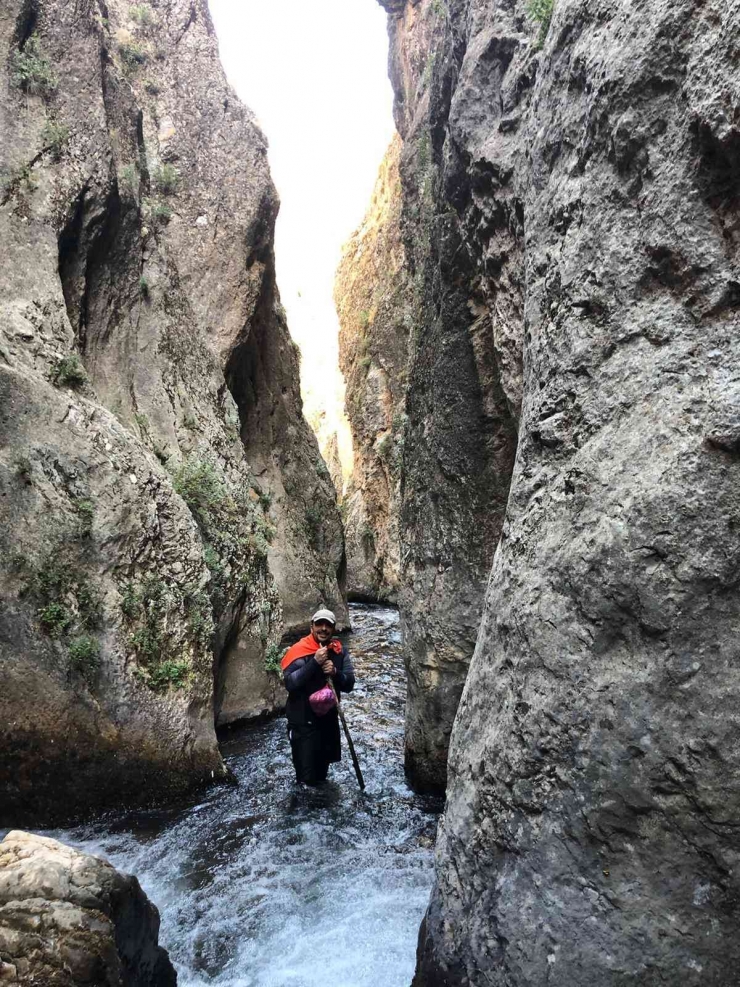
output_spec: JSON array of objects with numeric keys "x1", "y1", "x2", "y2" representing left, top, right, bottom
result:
[{"x1": 45, "y1": 604, "x2": 441, "y2": 987}]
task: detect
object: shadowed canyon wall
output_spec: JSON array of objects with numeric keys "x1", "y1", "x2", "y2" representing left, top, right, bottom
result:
[
  {"x1": 370, "y1": 0, "x2": 740, "y2": 983},
  {"x1": 0, "y1": 0, "x2": 346, "y2": 826},
  {"x1": 335, "y1": 134, "x2": 408, "y2": 605}
]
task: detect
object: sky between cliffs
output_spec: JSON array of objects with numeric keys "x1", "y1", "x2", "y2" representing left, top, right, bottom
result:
[{"x1": 209, "y1": 0, "x2": 396, "y2": 485}]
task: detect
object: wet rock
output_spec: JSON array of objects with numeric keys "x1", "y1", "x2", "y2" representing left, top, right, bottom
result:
[
  {"x1": 0, "y1": 831, "x2": 175, "y2": 986},
  {"x1": 0, "y1": 0, "x2": 345, "y2": 824},
  {"x1": 374, "y1": 0, "x2": 740, "y2": 983},
  {"x1": 336, "y1": 136, "x2": 408, "y2": 604}
]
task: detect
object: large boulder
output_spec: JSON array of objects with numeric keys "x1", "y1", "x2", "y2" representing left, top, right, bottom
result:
[
  {"x1": 0, "y1": 0, "x2": 346, "y2": 825},
  {"x1": 0, "y1": 831, "x2": 175, "y2": 986}
]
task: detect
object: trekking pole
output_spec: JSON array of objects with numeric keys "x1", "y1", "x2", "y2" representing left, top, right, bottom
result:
[{"x1": 327, "y1": 679, "x2": 365, "y2": 791}]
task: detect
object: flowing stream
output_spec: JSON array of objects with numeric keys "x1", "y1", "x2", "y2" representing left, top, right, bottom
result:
[{"x1": 42, "y1": 604, "x2": 442, "y2": 987}]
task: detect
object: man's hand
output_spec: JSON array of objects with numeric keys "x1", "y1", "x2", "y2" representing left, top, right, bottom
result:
[{"x1": 315, "y1": 647, "x2": 336, "y2": 677}]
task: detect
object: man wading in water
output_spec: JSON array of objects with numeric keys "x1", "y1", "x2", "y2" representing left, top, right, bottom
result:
[{"x1": 281, "y1": 608, "x2": 355, "y2": 786}]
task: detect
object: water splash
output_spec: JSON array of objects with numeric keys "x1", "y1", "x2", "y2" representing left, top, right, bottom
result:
[{"x1": 45, "y1": 605, "x2": 441, "y2": 987}]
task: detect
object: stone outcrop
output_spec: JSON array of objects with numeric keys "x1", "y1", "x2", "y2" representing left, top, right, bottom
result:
[
  {"x1": 0, "y1": 831, "x2": 175, "y2": 986},
  {"x1": 372, "y1": 0, "x2": 740, "y2": 983},
  {"x1": 0, "y1": 0, "x2": 346, "y2": 825},
  {"x1": 335, "y1": 135, "x2": 408, "y2": 604},
  {"x1": 363, "y1": 0, "x2": 519, "y2": 793}
]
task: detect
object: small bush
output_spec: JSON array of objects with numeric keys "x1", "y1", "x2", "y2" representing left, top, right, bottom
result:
[
  {"x1": 149, "y1": 659, "x2": 189, "y2": 690},
  {"x1": 130, "y1": 4, "x2": 156, "y2": 27},
  {"x1": 51, "y1": 354, "x2": 87, "y2": 388},
  {"x1": 172, "y1": 458, "x2": 226, "y2": 532},
  {"x1": 39, "y1": 601, "x2": 72, "y2": 636},
  {"x1": 74, "y1": 499, "x2": 95, "y2": 537},
  {"x1": 304, "y1": 504, "x2": 323, "y2": 551},
  {"x1": 148, "y1": 199, "x2": 172, "y2": 224},
  {"x1": 120, "y1": 582, "x2": 142, "y2": 620},
  {"x1": 42, "y1": 119, "x2": 70, "y2": 159},
  {"x1": 119, "y1": 39, "x2": 148, "y2": 69},
  {"x1": 264, "y1": 642, "x2": 286, "y2": 676},
  {"x1": 76, "y1": 582, "x2": 103, "y2": 629},
  {"x1": 130, "y1": 625, "x2": 160, "y2": 660},
  {"x1": 153, "y1": 163, "x2": 180, "y2": 195},
  {"x1": 139, "y1": 275, "x2": 149, "y2": 296},
  {"x1": 68, "y1": 635, "x2": 101, "y2": 671},
  {"x1": 11, "y1": 34, "x2": 58, "y2": 97},
  {"x1": 526, "y1": 0, "x2": 555, "y2": 46},
  {"x1": 144, "y1": 78, "x2": 161, "y2": 95}
]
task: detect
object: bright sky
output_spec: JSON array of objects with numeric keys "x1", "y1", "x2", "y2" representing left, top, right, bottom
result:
[{"x1": 209, "y1": 0, "x2": 396, "y2": 484}]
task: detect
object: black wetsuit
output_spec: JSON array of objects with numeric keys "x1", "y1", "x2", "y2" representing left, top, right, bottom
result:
[{"x1": 283, "y1": 643, "x2": 355, "y2": 785}]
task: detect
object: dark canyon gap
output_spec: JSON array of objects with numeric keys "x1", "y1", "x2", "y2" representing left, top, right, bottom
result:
[
  {"x1": 0, "y1": 0, "x2": 347, "y2": 826},
  {"x1": 340, "y1": 0, "x2": 740, "y2": 982}
]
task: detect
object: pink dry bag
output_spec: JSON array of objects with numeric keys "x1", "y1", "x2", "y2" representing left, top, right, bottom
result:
[{"x1": 308, "y1": 686, "x2": 337, "y2": 716}]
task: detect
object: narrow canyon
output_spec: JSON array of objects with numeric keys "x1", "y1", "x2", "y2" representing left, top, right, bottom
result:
[{"x1": 2, "y1": 0, "x2": 739, "y2": 985}]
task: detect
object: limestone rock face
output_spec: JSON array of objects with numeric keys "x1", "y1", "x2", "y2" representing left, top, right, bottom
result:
[
  {"x1": 371, "y1": 0, "x2": 519, "y2": 794},
  {"x1": 335, "y1": 136, "x2": 408, "y2": 604},
  {"x1": 0, "y1": 831, "x2": 175, "y2": 986},
  {"x1": 0, "y1": 0, "x2": 346, "y2": 824},
  {"x1": 373, "y1": 0, "x2": 740, "y2": 983}
]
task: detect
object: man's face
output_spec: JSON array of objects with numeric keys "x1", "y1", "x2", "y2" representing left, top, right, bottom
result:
[{"x1": 312, "y1": 620, "x2": 334, "y2": 644}]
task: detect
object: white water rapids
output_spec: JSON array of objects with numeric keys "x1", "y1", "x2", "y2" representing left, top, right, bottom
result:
[{"x1": 41, "y1": 604, "x2": 442, "y2": 987}]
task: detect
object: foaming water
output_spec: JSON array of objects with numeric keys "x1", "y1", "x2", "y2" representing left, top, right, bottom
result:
[{"x1": 42, "y1": 605, "x2": 441, "y2": 987}]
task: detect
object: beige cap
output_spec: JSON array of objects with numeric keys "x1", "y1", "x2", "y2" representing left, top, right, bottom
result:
[{"x1": 311, "y1": 608, "x2": 336, "y2": 625}]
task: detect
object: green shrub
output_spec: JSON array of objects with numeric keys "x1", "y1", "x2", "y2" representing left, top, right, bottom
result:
[
  {"x1": 139, "y1": 275, "x2": 149, "y2": 296},
  {"x1": 130, "y1": 4, "x2": 156, "y2": 27},
  {"x1": 119, "y1": 39, "x2": 148, "y2": 69},
  {"x1": 39, "y1": 601, "x2": 72, "y2": 635},
  {"x1": 68, "y1": 635, "x2": 100, "y2": 671},
  {"x1": 172, "y1": 458, "x2": 226, "y2": 532},
  {"x1": 120, "y1": 582, "x2": 142, "y2": 620},
  {"x1": 526, "y1": 0, "x2": 555, "y2": 46},
  {"x1": 144, "y1": 78, "x2": 161, "y2": 95},
  {"x1": 203, "y1": 545, "x2": 221, "y2": 572},
  {"x1": 11, "y1": 34, "x2": 58, "y2": 97},
  {"x1": 76, "y1": 582, "x2": 103, "y2": 628},
  {"x1": 149, "y1": 659, "x2": 189, "y2": 690},
  {"x1": 147, "y1": 198, "x2": 172, "y2": 224},
  {"x1": 264, "y1": 642, "x2": 286, "y2": 676},
  {"x1": 153, "y1": 163, "x2": 180, "y2": 195},
  {"x1": 42, "y1": 119, "x2": 70, "y2": 159},
  {"x1": 51, "y1": 354, "x2": 87, "y2": 388},
  {"x1": 74, "y1": 499, "x2": 95, "y2": 537},
  {"x1": 185, "y1": 587, "x2": 214, "y2": 645},
  {"x1": 130, "y1": 625, "x2": 160, "y2": 660},
  {"x1": 303, "y1": 504, "x2": 323, "y2": 551}
]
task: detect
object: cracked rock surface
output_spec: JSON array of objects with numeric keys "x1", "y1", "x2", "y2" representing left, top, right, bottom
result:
[
  {"x1": 0, "y1": 831, "x2": 175, "y2": 987},
  {"x1": 0, "y1": 0, "x2": 346, "y2": 826},
  {"x1": 373, "y1": 0, "x2": 740, "y2": 983}
]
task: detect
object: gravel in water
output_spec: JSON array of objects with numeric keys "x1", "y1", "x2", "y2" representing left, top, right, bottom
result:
[{"x1": 39, "y1": 604, "x2": 442, "y2": 987}]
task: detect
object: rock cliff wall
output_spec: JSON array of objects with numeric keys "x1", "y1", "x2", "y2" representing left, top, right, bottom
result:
[
  {"x1": 335, "y1": 134, "x2": 408, "y2": 604},
  {"x1": 0, "y1": 0, "x2": 346, "y2": 825},
  {"x1": 0, "y1": 831, "x2": 175, "y2": 985},
  {"x1": 375, "y1": 0, "x2": 740, "y2": 983},
  {"x1": 370, "y1": 0, "x2": 519, "y2": 793}
]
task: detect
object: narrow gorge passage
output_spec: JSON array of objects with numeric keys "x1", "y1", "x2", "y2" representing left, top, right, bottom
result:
[{"x1": 39, "y1": 605, "x2": 441, "y2": 987}]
